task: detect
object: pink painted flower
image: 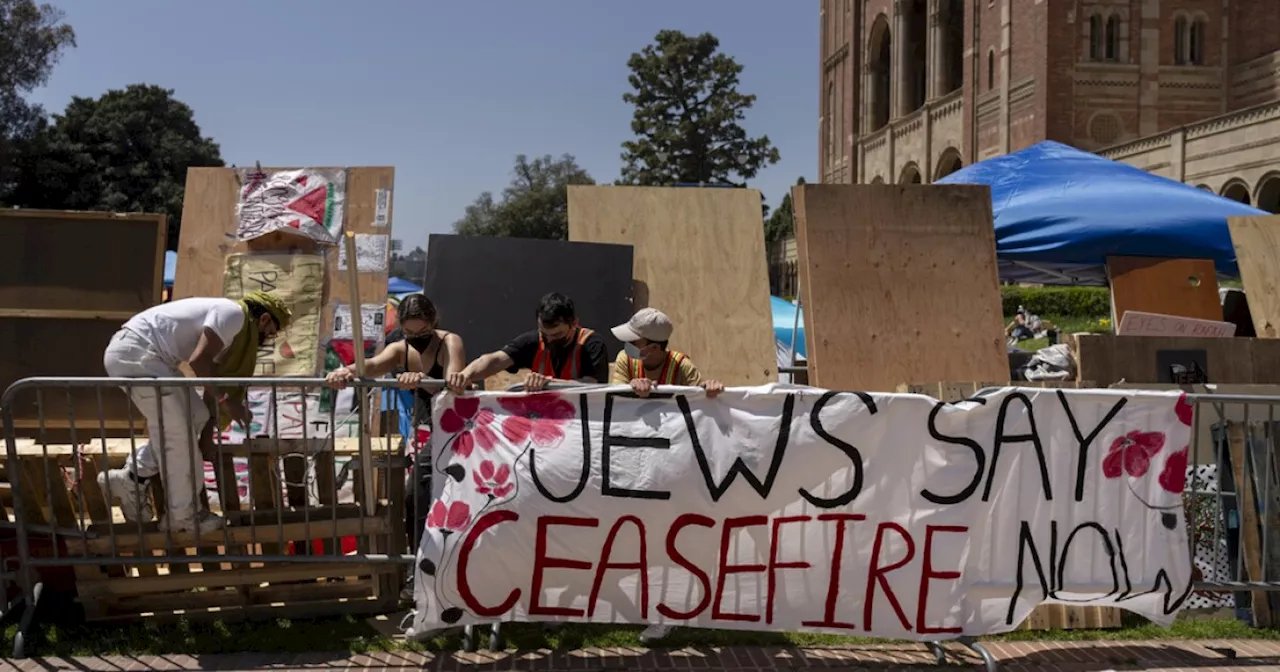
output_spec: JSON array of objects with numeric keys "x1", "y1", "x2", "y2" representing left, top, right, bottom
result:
[
  {"x1": 1174, "y1": 393, "x2": 1194, "y2": 427},
  {"x1": 499, "y1": 394, "x2": 577, "y2": 447},
  {"x1": 439, "y1": 397, "x2": 498, "y2": 458},
  {"x1": 472, "y1": 459, "x2": 514, "y2": 498},
  {"x1": 1102, "y1": 430, "x2": 1167, "y2": 479},
  {"x1": 426, "y1": 500, "x2": 471, "y2": 531},
  {"x1": 1158, "y1": 446, "x2": 1189, "y2": 494}
]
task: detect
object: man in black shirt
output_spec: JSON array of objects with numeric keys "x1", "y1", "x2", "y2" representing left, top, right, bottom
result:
[{"x1": 448, "y1": 292, "x2": 609, "y2": 392}]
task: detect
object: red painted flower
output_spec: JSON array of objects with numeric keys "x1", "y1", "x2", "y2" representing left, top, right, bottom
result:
[
  {"x1": 1158, "y1": 446, "x2": 1189, "y2": 494},
  {"x1": 412, "y1": 426, "x2": 431, "y2": 450},
  {"x1": 1102, "y1": 430, "x2": 1167, "y2": 479},
  {"x1": 1174, "y1": 393, "x2": 1194, "y2": 427},
  {"x1": 439, "y1": 396, "x2": 498, "y2": 458},
  {"x1": 472, "y1": 459, "x2": 514, "y2": 498},
  {"x1": 499, "y1": 394, "x2": 577, "y2": 447},
  {"x1": 426, "y1": 500, "x2": 472, "y2": 531}
]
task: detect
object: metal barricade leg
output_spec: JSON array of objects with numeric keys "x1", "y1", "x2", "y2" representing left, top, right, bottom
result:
[{"x1": 960, "y1": 636, "x2": 998, "y2": 671}]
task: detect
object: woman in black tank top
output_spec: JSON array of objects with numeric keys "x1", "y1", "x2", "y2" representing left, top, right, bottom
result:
[{"x1": 322, "y1": 293, "x2": 466, "y2": 603}]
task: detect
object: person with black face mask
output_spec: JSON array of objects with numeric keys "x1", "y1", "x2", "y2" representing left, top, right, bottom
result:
[
  {"x1": 324, "y1": 293, "x2": 466, "y2": 604},
  {"x1": 448, "y1": 292, "x2": 609, "y2": 393}
]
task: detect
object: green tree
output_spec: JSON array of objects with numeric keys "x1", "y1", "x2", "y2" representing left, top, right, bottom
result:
[
  {"x1": 619, "y1": 30, "x2": 780, "y2": 187},
  {"x1": 764, "y1": 177, "x2": 806, "y2": 242},
  {"x1": 453, "y1": 153, "x2": 595, "y2": 240},
  {"x1": 0, "y1": 0, "x2": 75, "y2": 198},
  {"x1": 8, "y1": 84, "x2": 224, "y2": 248}
]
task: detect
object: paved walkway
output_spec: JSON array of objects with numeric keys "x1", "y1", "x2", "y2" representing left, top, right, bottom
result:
[{"x1": 4, "y1": 640, "x2": 1280, "y2": 671}]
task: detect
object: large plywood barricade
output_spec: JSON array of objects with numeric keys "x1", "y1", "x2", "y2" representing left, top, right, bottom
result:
[
  {"x1": 422, "y1": 233, "x2": 635, "y2": 366},
  {"x1": 410, "y1": 385, "x2": 1194, "y2": 638},
  {"x1": 0, "y1": 209, "x2": 166, "y2": 438},
  {"x1": 567, "y1": 185, "x2": 777, "y2": 386},
  {"x1": 792, "y1": 184, "x2": 1009, "y2": 391}
]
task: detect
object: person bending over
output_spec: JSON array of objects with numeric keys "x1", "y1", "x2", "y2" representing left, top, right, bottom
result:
[{"x1": 99, "y1": 291, "x2": 291, "y2": 535}]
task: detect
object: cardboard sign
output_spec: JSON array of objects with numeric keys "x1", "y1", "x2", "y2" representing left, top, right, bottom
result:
[
  {"x1": 1118, "y1": 311, "x2": 1236, "y2": 339},
  {"x1": 409, "y1": 385, "x2": 1194, "y2": 639}
]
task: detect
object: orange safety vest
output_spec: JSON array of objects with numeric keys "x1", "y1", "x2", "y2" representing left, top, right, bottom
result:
[
  {"x1": 531, "y1": 327, "x2": 595, "y2": 379},
  {"x1": 627, "y1": 350, "x2": 687, "y2": 385}
]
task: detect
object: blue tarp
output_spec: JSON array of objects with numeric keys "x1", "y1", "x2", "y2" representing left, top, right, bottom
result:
[
  {"x1": 771, "y1": 295, "x2": 805, "y2": 358},
  {"x1": 388, "y1": 277, "x2": 423, "y2": 294},
  {"x1": 163, "y1": 250, "x2": 177, "y2": 288},
  {"x1": 936, "y1": 140, "x2": 1266, "y2": 285}
]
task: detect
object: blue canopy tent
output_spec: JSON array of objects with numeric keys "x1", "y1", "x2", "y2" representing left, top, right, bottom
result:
[
  {"x1": 163, "y1": 250, "x2": 177, "y2": 288},
  {"x1": 936, "y1": 140, "x2": 1266, "y2": 285},
  {"x1": 771, "y1": 295, "x2": 805, "y2": 359},
  {"x1": 387, "y1": 277, "x2": 423, "y2": 296}
]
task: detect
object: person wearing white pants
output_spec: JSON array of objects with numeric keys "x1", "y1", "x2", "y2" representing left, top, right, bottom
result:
[{"x1": 98, "y1": 292, "x2": 291, "y2": 535}]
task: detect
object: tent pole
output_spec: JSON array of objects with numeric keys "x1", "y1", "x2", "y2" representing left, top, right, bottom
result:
[{"x1": 788, "y1": 290, "x2": 802, "y2": 370}]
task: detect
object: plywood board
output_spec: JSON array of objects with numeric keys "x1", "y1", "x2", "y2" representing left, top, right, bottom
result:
[
  {"x1": 791, "y1": 184, "x2": 1007, "y2": 391},
  {"x1": 0, "y1": 318, "x2": 135, "y2": 428},
  {"x1": 567, "y1": 186, "x2": 776, "y2": 385},
  {"x1": 1107, "y1": 256, "x2": 1221, "y2": 323},
  {"x1": 1228, "y1": 215, "x2": 1280, "y2": 338},
  {"x1": 1072, "y1": 333, "x2": 1280, "y2": 385},
  {"x1": 174, "y1": 167, "x2": 395, "y2": 374},
  {"x1": 422, "y1": 234, "x2": 634, "y2": 361}
]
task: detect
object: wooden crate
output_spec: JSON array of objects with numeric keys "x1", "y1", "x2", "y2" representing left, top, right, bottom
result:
[
  {"x1": 897, "y1": 380, "x2": 1122, "y2": 631},
  {"x1": 0, "y1": 209, "x2": 166, "y2": 437},
  {"x1": 3, "y1": 436, "x2": 405, "y2": 621}
]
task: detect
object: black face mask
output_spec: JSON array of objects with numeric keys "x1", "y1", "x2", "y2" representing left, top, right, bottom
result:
[{"x1": 406, "y1": 334, "x2": 433, "y2": 352}]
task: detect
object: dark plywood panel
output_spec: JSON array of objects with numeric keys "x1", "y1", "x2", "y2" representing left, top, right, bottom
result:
[
  {"x1": 792, "y1": 184, "x2": 1008, "y2": 391},
  {"x1": 1073, "y1": 333, "x2": 1280, "y2": 384},
  {"x1": 0, "y1": 318, "x2": 135, "y2": 428},
  {"x1": 1107, "y1": 256, "x2": 1221, "y2": 323},
  {"x1": 0, "y1": 210, "x2": 165, "y2": 313},
  {"x1": 422, "y1": 234, "x2": 634, "y2": 361},
  {"x1": 567, "y1": 185, "x2": 776, "y2": 385}
]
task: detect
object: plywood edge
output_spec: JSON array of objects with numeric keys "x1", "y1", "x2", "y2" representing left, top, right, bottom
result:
[{"x1": 0, "y1": 209, "x2": 167, "y2": 225}]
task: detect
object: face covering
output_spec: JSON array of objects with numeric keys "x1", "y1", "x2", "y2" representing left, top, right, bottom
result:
[
  {"x1": 406, "y1": 334, "x2": 433, "y2": 352},
  {"x1": 624, "y1": 343, "x2": 642, "y2": 359}
]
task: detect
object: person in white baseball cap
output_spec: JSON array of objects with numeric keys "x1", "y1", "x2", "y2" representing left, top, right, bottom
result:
[{"x1": 609, "y1": 307, "x2": 723, "y2": 400}]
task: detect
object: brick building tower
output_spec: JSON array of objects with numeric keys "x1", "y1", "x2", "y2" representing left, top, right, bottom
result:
[{"x1": 818, "y1": 0, "x2": 1280, "y2": 211}]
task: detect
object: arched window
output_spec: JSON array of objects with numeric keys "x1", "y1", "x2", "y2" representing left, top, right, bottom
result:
[
  {"x1": 1173, "y1": 16, "x2": 1188, "y2": 64},
  {"x1": 1088, "y1": 14, "x2": 1103, "y2": 61},
  {"x1": 1189, "y1": 18, "x2": 1206, "y2": 65},
  {"x1": 1104, "y1": 15, "x2": 1120, "y2": 62}
]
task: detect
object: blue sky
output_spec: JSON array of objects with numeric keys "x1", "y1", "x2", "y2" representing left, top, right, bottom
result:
[{"x1": 30, "y1": 1, "x2": 817, "y2": 247}]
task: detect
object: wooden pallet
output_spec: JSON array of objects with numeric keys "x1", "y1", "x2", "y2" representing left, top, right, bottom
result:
[
  {"x1": 897, "y1": 381, "x2": 1122, "y2": 631},
  {"x1": 3, "y1": 436, "x2": 405, "y2": 621}
]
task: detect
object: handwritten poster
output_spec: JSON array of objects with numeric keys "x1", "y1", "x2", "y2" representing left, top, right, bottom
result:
[
  {"x1": 235, "y1": 168, "x2": 347, "y2": 243},
  {"x1": 1117, "y1": 311, "x2": 1236, "y2": 338},
  {"x1": 333, "y1": 302, "x2": 387, "y2": 341},
  {"x1": 409, "y1": 385, "x2": 1194, "y2": 640},
  {"x1": 338, "y1": 233, "x2": 390, "y2": 273},
  {"x1": 223, "y1": 253, "x2": 325, "y2": 376}
]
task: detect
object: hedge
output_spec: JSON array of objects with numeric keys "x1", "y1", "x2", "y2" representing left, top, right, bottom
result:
[{"x1": 1000, "y1": 286, "x2": 1110, "y2": 318}]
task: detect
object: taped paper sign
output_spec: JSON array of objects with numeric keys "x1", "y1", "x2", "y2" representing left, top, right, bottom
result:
[
  {"x1": 223, "y1": 253, "x2": 324, "y2": 376},
  {"x1": 1117, "y1": 311, "x2": 1236, "y2": 338},
  {"x1": 410, "y1": 386, "x2": 1195, "y2": 639},
  {"x1": 333, "y1": 303, "x2": 387, "y2": 341},
  {"x1": 338, "y1": 233, "x2": 390, "y2": 272},
  {"x1": 236, "y1": 168, "x2": 347, "y2": 243},
  {"x1": 374, "y1": 189, "x2": 392, "y2": 227}
]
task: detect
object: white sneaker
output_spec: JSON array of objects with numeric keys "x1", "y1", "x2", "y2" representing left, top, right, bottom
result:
[
  {"x1": 97, "y1": 468, "x2": 154, "y2": 523},
  {"x1": 639, "y1": 624, "x2": 672, "y2": 643},
  {"x1": 158, "y1": 510, "x2": 225, "y2": 536}
]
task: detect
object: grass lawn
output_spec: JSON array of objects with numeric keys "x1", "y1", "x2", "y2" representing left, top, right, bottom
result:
[
  {"x1": 1006, "y1": 314, "x2": 1111, "y2": 353},
  {"x1": 5, "y1": 601, "x2": 1275, "y2": 657}
]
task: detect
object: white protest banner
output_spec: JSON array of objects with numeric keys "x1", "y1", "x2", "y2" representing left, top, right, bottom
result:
[{"x1": 409, "y1": 385, "x2": 1195, "y2": 640}]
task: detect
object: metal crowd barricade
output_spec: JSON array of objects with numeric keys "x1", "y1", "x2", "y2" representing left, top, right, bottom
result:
[{"x1": 0, "y1": 375, "x2": 447, "y2": 657}]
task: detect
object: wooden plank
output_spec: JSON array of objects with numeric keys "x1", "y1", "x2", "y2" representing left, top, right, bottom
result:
[
  {"x1": 66, "y1": 514, "x2": 390, "y2": 555},
  {"x1": 1228, "y1": 215, "x2": 1280, "y2": 338},
  {"x1": 1107, "y1": 256, "x2": 1221, "y2": 323},
  {"x1": 1227, "y1": 422, "x2": 1273, "y2": 627},
  {"x1": 1072, "y1": 333, "x2": 1280, "y2": 385},
  {"x1": 77, "y1": 561, "x2": 397, "y2": 598},
  {"x1": 792, "y1": 184, "x2": 1007, "y2": 391},
  {"x1": 567, "y1": 185, "x2": 776, "y2": 385}
]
